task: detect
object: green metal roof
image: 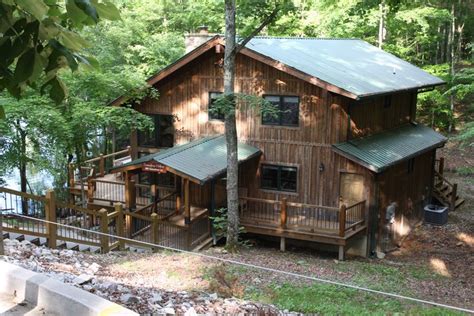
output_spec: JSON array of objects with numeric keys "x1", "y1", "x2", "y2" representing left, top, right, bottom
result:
[
  {"x1": 247, "y1": 37, "x2": 445, "y2": 98},
  {"x1": 114, "y1": 135, "x2": 261, "y2": 184},
  {"x1": 332, "y1": 124, "x2": 447, "y2": 173}
]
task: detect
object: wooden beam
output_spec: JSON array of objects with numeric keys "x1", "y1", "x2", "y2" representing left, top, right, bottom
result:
[{"x1": 184, "y1": 179, "x2": 190, "y2": 225}]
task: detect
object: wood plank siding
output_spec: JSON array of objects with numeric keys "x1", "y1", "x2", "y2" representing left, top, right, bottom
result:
[{"x1": 133, "y1": 49, "x2": 416, "y2": 207}]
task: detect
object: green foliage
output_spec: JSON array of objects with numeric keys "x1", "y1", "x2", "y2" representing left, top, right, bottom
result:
[
  {"x1": 209, "y1": 93, "x2": 280, "y2": 119},
  {"x1": 259, "y1": 283, "x2": 462, "y2": 315},
  {"x1": 210, "y1": 208, "x2": 249, "y2": 246},
  {"x1": 0, "y1": 0, "x2": 120, "y2": 106}
]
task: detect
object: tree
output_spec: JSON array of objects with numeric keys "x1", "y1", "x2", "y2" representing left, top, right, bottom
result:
[
  {"x1": 0, "y1": 0, "x2": 120, "y2": 112},
  {"x1": 222, "y1": 0, "x2": 287, "y2": 250}
]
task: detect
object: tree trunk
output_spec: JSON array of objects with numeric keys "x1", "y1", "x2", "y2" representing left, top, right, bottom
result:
[
  {"x1": 448, "y1": 2, "x2": 455, "y2": 133},
  {"x1": 19, "y1": 127, "x2": 28, "y2": 215},
  {"x1": 223, "y1": 0, "x2": 240, "y2": 251},
  {"x1": 378, "y1": 0, "x2": 386, "y2": 49}
]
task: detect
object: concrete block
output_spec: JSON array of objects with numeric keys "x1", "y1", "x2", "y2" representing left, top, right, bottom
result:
[{"x1": 0, "y1": 261, "x2": 137, "y2": 315}]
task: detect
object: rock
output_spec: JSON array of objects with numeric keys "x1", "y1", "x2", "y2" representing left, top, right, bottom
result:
[
  {"x1": 456, "y1": 242, "x2": 463, "y2": 247},
  {"x1": 73, "y1": 274, "x2": 94, "y2": 285},
  {"x1": 152, "y1": 293, "x2": 163, "y2": 303},
  {"x1": 376, "y1": 251, "x2": 386, "y2": 259},
  {"x1": 120, "y1": 294, "x2": 139, "y2": 304},
  {"x1": 184, "y1": 307, "x2": 197, "y2": 316},
  {"x1": 162, "y1": 307, "x2": 175, "y2": 315},
  {"x1": 88, "y1": 262, "x2": 101, "y2": 274},
  {"x1": 209, "y1": 293, "x2": 218, "y2": 300}
]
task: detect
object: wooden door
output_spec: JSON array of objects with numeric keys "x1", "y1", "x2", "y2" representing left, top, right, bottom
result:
[{"x1": 339, "y1": 173, "x2": 365, "y2": 206}]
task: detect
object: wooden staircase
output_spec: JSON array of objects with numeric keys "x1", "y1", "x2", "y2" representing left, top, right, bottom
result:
[{"x1": 433, "y1": 158, "x2": 465, "y2": 211}]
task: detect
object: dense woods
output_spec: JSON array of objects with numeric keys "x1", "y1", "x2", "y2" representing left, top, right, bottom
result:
[{"x1": 0, "y1": 0, "x2": 473, "y2": 191}]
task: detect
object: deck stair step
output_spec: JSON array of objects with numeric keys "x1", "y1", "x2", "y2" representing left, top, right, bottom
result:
[{"x1": 192, "y1": 236, "x2": 213, "y2": 252}]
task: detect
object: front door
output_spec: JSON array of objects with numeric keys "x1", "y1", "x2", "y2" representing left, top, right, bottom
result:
[{"x1": 339, "y1": 172, "x2": 365, "y2": 206}]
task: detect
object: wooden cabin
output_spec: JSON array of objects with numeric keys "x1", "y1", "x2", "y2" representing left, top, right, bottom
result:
[{"x1": 79, "y1": 33, "x2": 463, "y2": 259}]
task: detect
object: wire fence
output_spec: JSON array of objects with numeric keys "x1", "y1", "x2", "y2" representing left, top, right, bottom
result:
[{"x1": 1, "y1": 212, "x2": 472, "y2": 314}]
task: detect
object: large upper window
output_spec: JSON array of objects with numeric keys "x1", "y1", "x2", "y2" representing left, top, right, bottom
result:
[
  {"x1": 261, "y1": 164, "x2": 297, "y2": 192},
  {"x1": 137, "y1": 114, "x2": 174, "y2": 148},
  {"x1": 208, "y1": 92, "x2": 225, "y2": 121},
  {"x1": 262, "y1": 95, "x2": 299, "y2": 127}
]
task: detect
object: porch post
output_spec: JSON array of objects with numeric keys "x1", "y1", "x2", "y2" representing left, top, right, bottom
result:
[
  {"x1": 184, "y1": 178, "x2": 190, "y2": 225},
  {"x1": 209, "y1": 179, "x2": 216, "y2": 245},
  {"x1": 280, "y1": 198, "x2": 287, "y2": 252},
  {"x1": 175, "y1": 176, "x2": 182, "y2": 214},
  {"x1": 125, "y1": 174, "x2": 136, "y2": 211}
]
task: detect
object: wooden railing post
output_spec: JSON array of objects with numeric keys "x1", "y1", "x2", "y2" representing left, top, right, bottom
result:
[
  {"x1": 99, "y1": 154, "x2": 105, "y2": 177},
  {"x1": 115, "y1": 203, "x2": 124, "y2": 250},
  {"x1": 45, "y1": 190, "x2": 57, "y2": 249},
  {"x1": 87, "y1": 177, "x2": 94, "y2": 203},
  {"x1": 151, "y1": 212, "x2": 159, "y2": 252},
  {"x1": 176, "y1": 177, "x2": 182, "y2": 214},
  {"x1": 280, "y1": 198, "x2": 287, "y2": 228},
  {"x1": 68, "y1": 163, "x2": 75, "y2": 188},
  {"x1": 339, "y1": 204, "x2": 346, "y2": 238},
  {"x1": 99, "y1": 209, "x2": 109, "y2": 253},
  {"x1": 0, "y1": 207, "x2": 4, "y2": 255},
  {"x1": 125, "y1": 177, "x2": 136, "y2": 210},
  {"x1": 125, "y1": 212, "x2": 132, "y2": 238},
  {"x1": 280, "y1": 198, "x2": 288, "y2": 252},
  {"x1": 450, "y1": 183, "x2": 457, "y2": 211},
  {"x1": 438, "y1": 157, "x2": 445, "y2": 176}
]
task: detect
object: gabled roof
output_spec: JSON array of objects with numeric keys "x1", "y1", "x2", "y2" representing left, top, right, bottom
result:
[
  {"x1": 111, "y1": 135, "x2": 261, "y2": 184},
  {"x1": 110, "y1": 36, "x2": 444, "y2": 106},
  {"x1": 332, "y1": 124, "x2": 447, "y2": 173},
  {"x1": 245, "y1": 37, "x2": 445, "y2": 98}
]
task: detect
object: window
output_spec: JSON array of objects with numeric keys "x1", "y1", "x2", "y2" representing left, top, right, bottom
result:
[
  {"x1": 261, "y1": 164, "x2": 297, "y2": 192},
  {"x1": 137, "y1": 114, "x2": 174, "y2": 148},
  {"x1": 262, "y1": 95, "x2": 299, "y2": 127},
  {"x1": 407, "y1": 158, "x2": 415, "y2": 174},
  {"x1": 208, "y1": 92, "x2": 225, "y2": 121}
]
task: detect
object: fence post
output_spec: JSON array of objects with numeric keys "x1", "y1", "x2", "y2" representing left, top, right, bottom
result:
[
  {"x1": 438, "y1": 157, "x2": 444, "y2": 176},
  {"x1": 450, "y1": 183, "x2": 457, "y2": 211},
  {"x1": 151, "y1": 213, "x2": 159, "y2": 252},
  {"x1": 68, "y1": 163, "x2": 75, "y2": 188},
  {"x1": 115, "y1": 203, "x2": 124, "y2": 250},
  {"x1": 125, "y1": 177, "x2": 136, "y2": 211},
  {"x1": 280, "y1": 198, "x2": 287, "y2": 252},
  {"x1": 45, "y1": 190, "x2": 57, "y2": 249},
  {"x1": 0, "y1": 207, "x2": 4, "y2": 255},
  {"x1": 339, "y1": 204, "x2": 346, "y2": 238},
  {"x1": 87, "y1": 177, "x2": 94, "y2": 203},
  {"x1": 99, "y1": 154, "x2": 105, "y2": 177},
  {"x1": 99, "y1": 209, "x2": 109, "y2": 253}
]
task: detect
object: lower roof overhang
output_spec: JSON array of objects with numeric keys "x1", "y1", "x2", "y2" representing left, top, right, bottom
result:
[
  {"x1": 332, "y1": 123, "x2": 447, "y2": 173},
  {"x1": 110, "y1": 135, "x2": 261, "y2": 185}
]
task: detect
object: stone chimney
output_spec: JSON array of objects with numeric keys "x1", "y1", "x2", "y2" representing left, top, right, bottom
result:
[{"x1": 184, "y1": 26, "x2": 213, "y2": 53}]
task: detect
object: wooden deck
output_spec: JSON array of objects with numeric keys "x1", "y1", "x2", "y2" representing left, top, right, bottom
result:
[{"x1": 239, "y1": 197, "x2": 367, "y2": 257}]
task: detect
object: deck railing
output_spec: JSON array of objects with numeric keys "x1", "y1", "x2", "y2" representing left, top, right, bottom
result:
[
  {"x1": 68, "y1": 147, "x2": 131, "y2": 189},
  {"x1": 1, "y1": 187, "x2": 210, "y2": 253},
  {"x1": 89, "y1": 178, "x2": 126, "y2": 204},
  {"x1": 240, "y1": 196, "x2": 366, "y2": 238}
]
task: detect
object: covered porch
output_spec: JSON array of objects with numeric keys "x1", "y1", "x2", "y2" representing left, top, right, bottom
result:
[{"x1": 100, "y1": 135, "x2": 262, "y2": 250}]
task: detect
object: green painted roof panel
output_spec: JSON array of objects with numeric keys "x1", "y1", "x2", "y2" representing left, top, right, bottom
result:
[
  {"x1": 247, "y1": 37, "x2": 445, "y2": 98},
  {"x1": 115, "y1": 135, "x2": 261, "y2": 183},
  {"x1": 332, "y1": 124, "x2": 447, "y2": 173}
]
